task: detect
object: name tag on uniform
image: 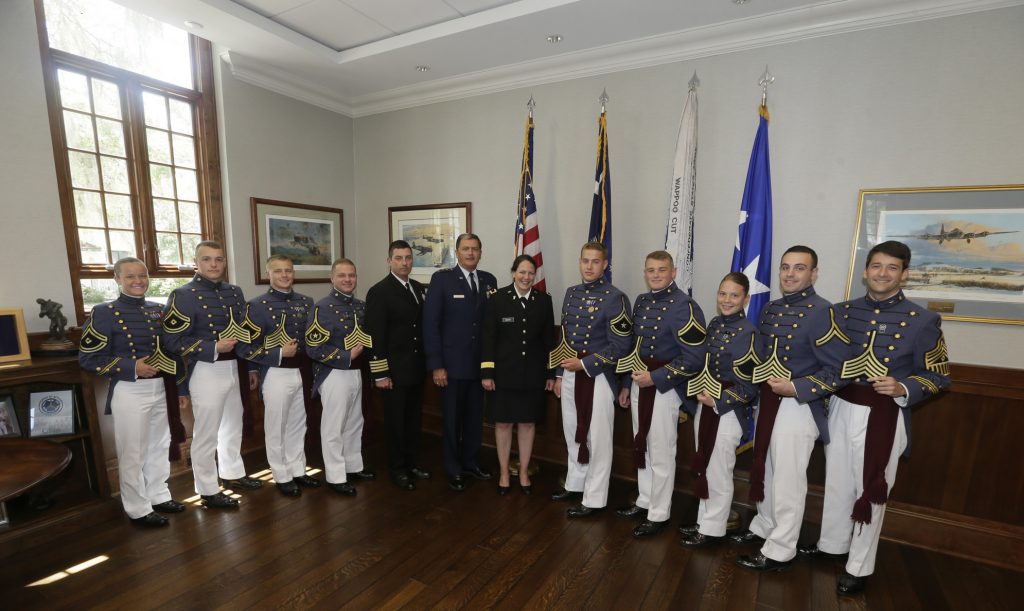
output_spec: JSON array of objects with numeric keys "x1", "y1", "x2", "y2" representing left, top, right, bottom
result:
[
  {"x1": 453, "y1": 294, "x2": 465, "y2": 299},
  {"x1": 501, "y1": 317, "x2": 515, "y2": 323}
]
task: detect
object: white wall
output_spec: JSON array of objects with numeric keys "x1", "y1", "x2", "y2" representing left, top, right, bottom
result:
[{"x1": 353, "y1": 6, "x2": 1024, "y2": 368}]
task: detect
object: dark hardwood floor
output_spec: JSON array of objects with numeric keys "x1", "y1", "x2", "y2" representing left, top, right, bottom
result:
[{"x1": 1, "y1": 435, "x2": 1019, "y2": 610}]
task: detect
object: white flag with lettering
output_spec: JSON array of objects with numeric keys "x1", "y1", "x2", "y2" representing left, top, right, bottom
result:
[{"x1": 665, "y1": 76, "x2": 698, "y2": 292}]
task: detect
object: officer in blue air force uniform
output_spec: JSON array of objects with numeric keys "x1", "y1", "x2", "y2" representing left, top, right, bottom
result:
[
  {"x1": 735, "y1": 245, "x2": 848, "y2": 572},
  {"x1": 551, "y1": 241, "x2": 632, "y2": 517},
  {"x1": 79, "y1": 257, "x2": 185, "y2": 527},
  {"x1": 423, "y1": 233, "x2": 498, "y2": 491},
  {"x1": 614, "y1": 251, "x2": 706, "y2": 538},
  {"x1": 235, "y1": 254, "x2": 320, "y2": 498},
  {"x1": 162, "y1": 241, "x2": 262, "y2": 509},
  {"x1": 305, "y1": 258, "x2": 377, "y2": 497},
  {"x1": 801, "y1": 241, "x2": 950, "y2": 597}
]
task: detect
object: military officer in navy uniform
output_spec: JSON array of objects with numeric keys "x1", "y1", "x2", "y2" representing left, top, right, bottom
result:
[
  {"x1": 734, "y1": 245, "x2": 848, "y2": 571},
  {"x1": 614, "y1": 251, "x2": 706, "y2": 538},
  {"x1": 423, "y1": 233, "x2": 497, "y2": 491},
  {"x1": 551, "y1": 241, "x2": 633, "y2": 517},
  {"x1": 306, "y1": 258, "x2": 377, "y2": 497},
  {"x1": 162, "y1": 241, "x2": 261, "y2": 509},
  {"x1": 680, "y1": 272, "x2": 759, "y2": 546},
  {"x1": 236, "y1": 254, "x2": 320, "y2": 497},
  {"x1": 365, "y1": 240, "x2": 431, "y2": 491},
  {"x1": 798, "y1": 241, "x2": 950, "y2": 595},
  {"x1": 79, "y1": 257, "x2": 185, "y2": 527}
]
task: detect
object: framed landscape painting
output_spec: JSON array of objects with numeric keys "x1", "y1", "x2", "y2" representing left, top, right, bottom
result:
[
  {"x1": 251, "y1": 198, "x2": 344, "y2": 284},
  {"x1": 387, "y1": 203, "x2": 471, "y2": 285}
]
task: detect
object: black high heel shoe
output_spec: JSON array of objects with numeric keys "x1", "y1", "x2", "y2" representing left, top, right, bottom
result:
[
  {"x1": 498, "y1": 484, "x2": 510, "y2": 496},
  {"x1": 520, "y1": 480, "x2": 532, "y2": 495}
]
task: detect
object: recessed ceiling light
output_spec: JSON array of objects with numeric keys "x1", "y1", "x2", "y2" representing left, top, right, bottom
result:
[
  {"x1": 183, "y1": 20, "x2": 204, "y2": 29},
  {"x1": 546, "y1": 34, "x2": 563, "y2": 43},
  {"x1": 415, "y1": 65, "x2": 430, "y2": 72},
  {"x1": 733, "y1": 0, "x2": 750, "y2": 5}
]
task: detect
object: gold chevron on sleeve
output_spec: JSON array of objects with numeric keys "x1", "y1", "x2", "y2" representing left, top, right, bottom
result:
[
  {"x1": 304, "y1": 309, "x2": 331, "y2": 347},
  {"x1": 840, "y1": 331, "x2": 889, "y2": 379},
  {"x1": 98, "y1": 357, "x2": 120, "y2": 375},
  {"x1": 806, "y1": 375, "x2": 836, "y2": 392},
  {"x1": 732, "y1": 334, "x2": 760, "y2": 382},
  {"x1": 242, "y1": 308, "x2": 262, "y2": 341},
  {"x1": 751, "y1": 338, "x2": 793, "y2": 384},
  {"x1": 610, "y1": 300, "x2": 633, "y2": 337},
  {"x1": 369, "y1": 358, "x2": 390, "y2": 373},
  {"x1": 816, "y1": 308, "x2": 851, "y2": 347},
  {"x1": 343, "y1": 317, "x2": 374, "y2": 350},
  {"x1": 161, "y1": 295, "x2": 191, "y2": 334},
  {"x1": 79, "y1": 322, "x2": 109, "y2": 353},
  {"x1": 143, "y1": 336, "x2": 178, "y2": 375},
  {"x1": 686, "y1": 354, "x2": 723, "y2": 400},
  {"x1": 924, "y1": 333, "x2": 950, "y2": 376},
  {"x1": 615, "y1": 338, "x2": 648, "y2": 374},
  {"x1": 548, "y1": 327, "x2": 579, "y2": 369},
  {"x1": 263, "y1": 313, "x2": 296, "y2": 350},
  {"x1": 218, "y1": 307, "x2": 253, "y2": 343},
  {"x1": 677, "y1": 303, "x2": 707, "y2": 345},
  {"x1": 909, "y1": 375, "x2": 940, "y2": 394},
  {"x1": 481, "y1": 361, "x2": 495, "y2": 369}
]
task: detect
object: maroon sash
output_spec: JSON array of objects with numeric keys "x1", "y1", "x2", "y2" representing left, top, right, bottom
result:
[
  {"x1": 837, "y1": 384, "x2": 900, "y2": 525},
  {"x1": 633, "y1": 358, "x2": 669, "y2": 469},
  {"x1": 573, "y1": 367, "x2": 595, "y2": 465},
  {"x1": 162, "y1": 373, "x2": 185, "y2": 461},
  {"x1": 748, "y1": 383, "x2": 783, "y2": 503},
  {"x1": 691, "y1": 381, "x2": 733, "y2": 499}
]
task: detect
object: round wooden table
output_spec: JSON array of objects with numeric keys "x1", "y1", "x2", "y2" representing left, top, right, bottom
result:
[{"x1": 0, "y1": 438, "x2": 72, "y2": 502}]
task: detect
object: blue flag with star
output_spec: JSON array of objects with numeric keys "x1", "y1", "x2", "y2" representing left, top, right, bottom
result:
[
  {"x1": 730, "y1": 104, "x2": 772, "y2": 318},
  {"x1": 588, "y1": 111, "x2": 612, "y2": 281}
]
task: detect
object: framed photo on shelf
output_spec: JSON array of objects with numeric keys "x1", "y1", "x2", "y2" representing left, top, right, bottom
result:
[
  {"x1": 388, "y1": 202, "x2": 472, "y2": 285},
  {"x1": 29, "y1": 390, "x2": 75, "y2": 437},
  {"x1": 845, "y1": 185, "x2": 1024, "y2": 325},
  {"x1": 0, "y1": 307, "x2": 31, "y2": 366},
  {"x1": 250, "y1": 197, "x2": 344, "y2": 284},
  {"x1": 0, "y1": 394, "x2": 20, "y2": 438}
]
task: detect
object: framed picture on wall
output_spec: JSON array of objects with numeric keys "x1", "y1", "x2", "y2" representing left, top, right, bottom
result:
[
  {"x1": 0, "y1": 395, "x2": 20, "y2": 438},
  {"x1": 29, "y1": 390, "x2": 75, "y2": 437},
  {"x1": 845, "y1": 185, "x2": 1024, "y2": 325},
  {"x1": 0, "y1": 308, "x2": 30, "y2": 366},
  {"x1": 250, "y1": 198, "x2": 344, "y2": 284},
  {"x1": 388, "y1": 202, "x2": 472, "y2": 285}
]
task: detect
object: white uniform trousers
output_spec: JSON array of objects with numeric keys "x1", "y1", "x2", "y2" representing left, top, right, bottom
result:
[
  {"x1": 189, "y1": 359, "x2": 247, "y2": 496},
  {"x1": 693, "y1": 406, "x2": 743, "y2": 537},
  {"x1": 261, "y1": 367, "x2": 308, "y2": 484},
  {"x1": 630, "y1": 384, "x2": 681, "y2": 522},
  {"x1": 319, "y1": 368, "x2": 365, "y2": 484},
  {"x1": 110, "y1": 377, "x2": 172, "y2": 519},
  {"x1": 560, "y1": 371, "x2": 615, "y2": 509},
  {"x1": 817, "y1": 397, "x2": 907, "y2": 577},
  {"x1": 748, "y1": 396, "x2": 819, "y2": 562}
]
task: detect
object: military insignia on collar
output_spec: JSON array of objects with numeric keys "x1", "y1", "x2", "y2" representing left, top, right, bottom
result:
[
  {"x1": 161, "y1": 296, "x2": 191, "y2": 334},
  {"x1": 676, "y1": 303, "x2": 706, "y2": 345},
  {"x1": 79, "y1": 322, "x2": 109, "y2": 353}
]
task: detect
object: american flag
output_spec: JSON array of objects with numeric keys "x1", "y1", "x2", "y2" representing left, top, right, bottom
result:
[{"x1": 514, "y1": 113, "x2": 546, "y2": 292}]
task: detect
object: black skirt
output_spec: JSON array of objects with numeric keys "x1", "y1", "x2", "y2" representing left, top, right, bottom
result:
[{"x1": 486, "y1": 387, "x2": 546, "y2": 424}]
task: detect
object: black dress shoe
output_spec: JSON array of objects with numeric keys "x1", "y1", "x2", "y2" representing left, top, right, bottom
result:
[
  {"x1": 277, "y1": 481, "x2": 301, "y2": 497},
  {"x1": 680, "y1": 532, "x2": 723, "y2": 547},
  {"x1": 633, "y1": 520, "x2": 669, "y2": 538},
  {"x1": 797, "y1": 543, "x2": 847, "y2": 558},
  {"x1": 329, "y1": 482, "x2": 357, "y2": 496},
  {"x1": 736, "y1": 552, "x2": 791, "y2": 572},
  {"x1": 410, "y1": 467, "x2": 432, "y2": 480},
  {"x1": 130, "y1": 512, "x2": 169, "y2": 527},
  {"x1": 391, "y1": 475, "x2": 416, "y2": 491},
  {"x1": 152, "y1": 500, "x2": 185, "y2": 513},
  {"x1": 728, "y1": 529, "x2": 765, "y2": 544},
  {"x1": 294, "y1": 474, "x2": 321, "y2": 488},
  {"x1": 837, "y1": 571, "x2": 867, "y2": 596},
  {"x1": 464, "y1": 466, "x2": 493, "y2": 480},
  {"x1": 201, "y1": 492, "x2": 239, "y2": 509},
  {"x1": 567, "y1": 503, "x2": 604, "y2": 518},
  {"x1": 449, "y1": 475, "x2": 467, "y2": 491},
  {"x1": 678, "y1": 523, "x2": 699, "y2": 536},
  {"x1": 615, "y1": 504, "x2": 648, "y2": 520},
  {"x1": 498, "y1": 484, "x2": 510, "y2": 496},
  {"x1": 346, "y1": 470, "x2": 376, "y2": 481},
  {"x1": 551, "y1": 488, "x2": 582, "y2": 502},
  {"x1": 520, "y1": 484, "x2": 532, "y2": 496},
  {"x1": 223, "y1": 476, "x2": 263, "y2": 490}
]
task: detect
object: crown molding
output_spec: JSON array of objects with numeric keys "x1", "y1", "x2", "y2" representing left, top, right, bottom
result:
[{"x1": 222, "y1": 0, "x2": 1023, "y2": 119}]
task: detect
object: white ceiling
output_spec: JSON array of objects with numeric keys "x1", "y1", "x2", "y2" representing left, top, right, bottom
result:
[{"x1": 112, "y1": 0, "x2": 1020, "y2": 117}]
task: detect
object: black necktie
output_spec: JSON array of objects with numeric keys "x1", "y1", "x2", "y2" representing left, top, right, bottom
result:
[
  {"x1": 519, "y1": 297, "x2": 528, "y2": 309},
  {"x1": 469, "y1": 271, "x2": 478, "y2": 297},
  {"x1": 405, "y1": 282, "x2": 417, "y2": 304}
]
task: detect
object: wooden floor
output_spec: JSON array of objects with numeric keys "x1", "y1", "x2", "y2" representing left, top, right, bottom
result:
[{"x1": 1, "y1": 435, "x2": 1019, "y2": 610}]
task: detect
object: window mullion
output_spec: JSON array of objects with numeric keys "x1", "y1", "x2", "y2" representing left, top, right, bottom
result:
[{"x1": 124, "y1": 79, "x2": 156, "y2": 272}]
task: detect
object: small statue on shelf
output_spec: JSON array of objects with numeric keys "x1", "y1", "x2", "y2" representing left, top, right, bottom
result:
[{"x1": 35, "y1": 298, "x2": 75, "y2": 354}]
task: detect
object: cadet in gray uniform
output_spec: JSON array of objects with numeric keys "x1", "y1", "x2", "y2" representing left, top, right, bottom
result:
[
  {"x1": 551, "y1": 241, "x2": 632, "y2": 517},
  {"x1": 798, "y1": 241, "x2": 950, "y2": 596},
  {"x1": 79, "y1": 257, "x2": 185, "y2": 526},
  {"x1": 162, "y1": 241, "x2": 262, "y2": 509}
]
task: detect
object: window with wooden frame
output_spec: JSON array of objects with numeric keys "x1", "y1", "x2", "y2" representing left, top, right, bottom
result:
[{"x1": 36, "y1": 0, "x2": 223, "y2": 324}]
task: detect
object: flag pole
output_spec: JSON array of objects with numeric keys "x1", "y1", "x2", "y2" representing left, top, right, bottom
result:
[{"x1": 759, "y1": 65, "x2": 774, "y2": 109}]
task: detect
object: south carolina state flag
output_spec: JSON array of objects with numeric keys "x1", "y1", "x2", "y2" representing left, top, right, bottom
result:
[{"x1": 730, "y1": 104, "x2": 773, "y2": 317}]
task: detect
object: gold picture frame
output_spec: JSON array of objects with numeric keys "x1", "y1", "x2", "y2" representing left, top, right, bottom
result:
[
  {"x1": 0, "y1": 308, "x2": 31, "y2": 366},
  {"x1": 845, "y1": 185, "x2": 1024, "y2": 325}
]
